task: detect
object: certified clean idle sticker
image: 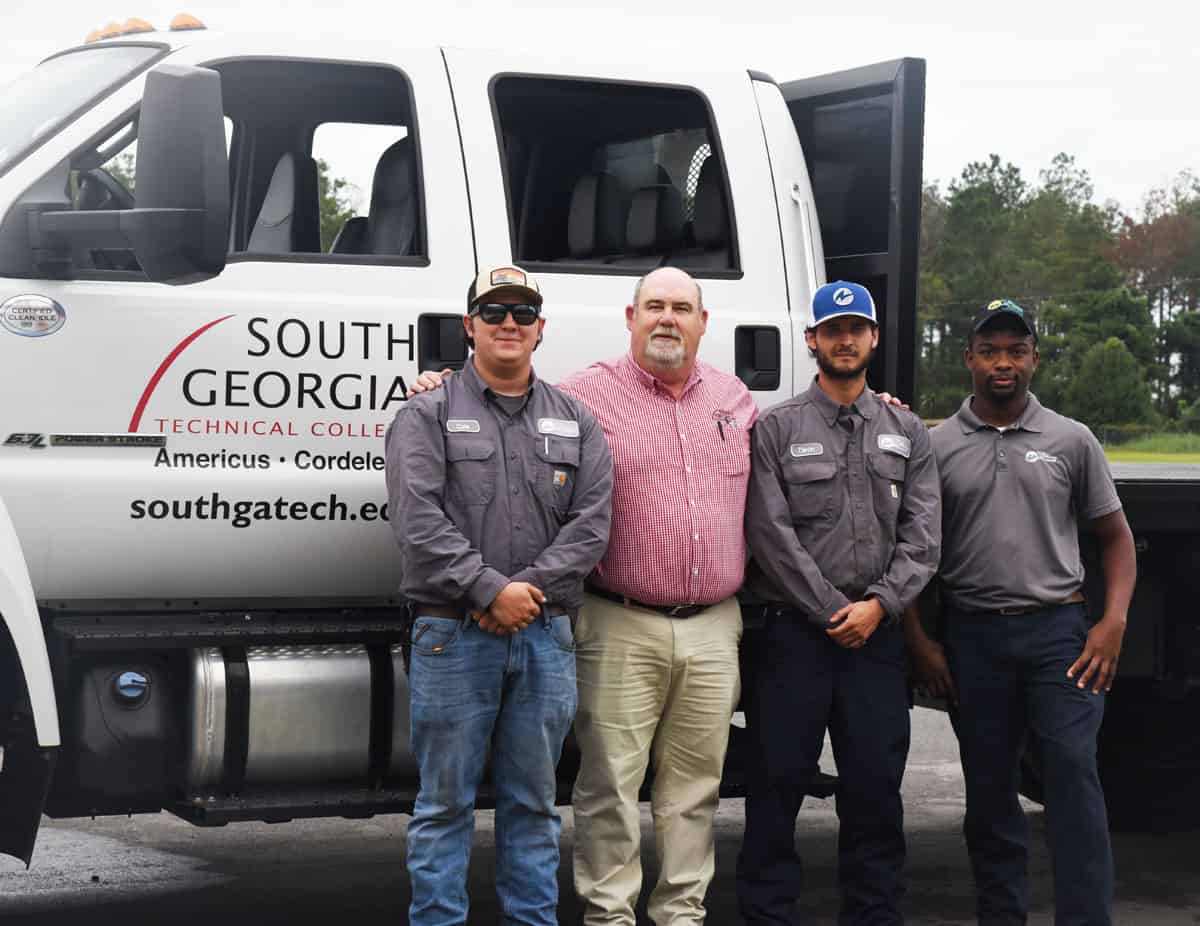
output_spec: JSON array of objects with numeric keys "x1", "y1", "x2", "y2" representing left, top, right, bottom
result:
[{"x1": 1, "y1": 294, "x2": 66, "y2": 337}]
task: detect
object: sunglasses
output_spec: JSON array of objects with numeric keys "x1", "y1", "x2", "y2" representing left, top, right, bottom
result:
[{"x1": 469, "y1": 303, "x2": 541, "y2": 326}]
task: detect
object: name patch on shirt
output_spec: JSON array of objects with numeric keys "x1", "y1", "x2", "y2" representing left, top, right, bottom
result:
[
  {"x1": 1025, "y1": 450, "x2": 1059, "y2": 463},
  {"x1": 446, "y1": 419, "x2": 481, "y2": 433},
  {"x1": 790, "y1": 442, "x2": 824, "y2": 458},
  {"x1": 877, "y1": 434, "x2": 911, "y2": 458},
  {"x1": 538, "y1": 418, "x2": 580, "y2": 438}
]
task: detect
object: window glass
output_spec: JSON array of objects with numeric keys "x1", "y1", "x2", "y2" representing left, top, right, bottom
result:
[
  {"x1": 492, "y1": 76, "x2": 736, "y2": 272},
  {"x1": 0, "y1": 44, "x2": 162, "y2": 177},
  {"x1": 310, "y1": 123, "x2": 409, "y2": 253}
]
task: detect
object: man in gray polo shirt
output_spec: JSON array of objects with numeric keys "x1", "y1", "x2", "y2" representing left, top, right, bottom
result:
[
  {"x1": 906, "y1": 299, "x2": 1136, "y2": 926},
  {"x1": 385, "y1": 265, "x2": 613, "y2": 926}
]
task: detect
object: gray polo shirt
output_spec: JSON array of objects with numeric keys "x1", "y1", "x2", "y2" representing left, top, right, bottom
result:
[
  {"x1": 745, "y1": 379, "x2": 942, "y2": 625},
  {"x1": 931, "y1": 393, "x2": 1122, "y2": 613},
  {"x1": 385, "y1": 358, "x2": 613, "y2": 613}
]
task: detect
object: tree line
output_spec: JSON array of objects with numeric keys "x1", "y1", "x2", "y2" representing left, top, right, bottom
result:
[{"x1": 917, "y1": 154, "x2": 1200, "y2": 433}]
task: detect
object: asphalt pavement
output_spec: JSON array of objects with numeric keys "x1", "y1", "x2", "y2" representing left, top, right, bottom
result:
[{"x1": 1, "y1": 709, "x2": 1196, "y2": 924}]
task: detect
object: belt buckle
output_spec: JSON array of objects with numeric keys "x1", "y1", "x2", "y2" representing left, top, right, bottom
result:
[{"x1": 665, "y1": 605, "x2": 686, "y2": 617}]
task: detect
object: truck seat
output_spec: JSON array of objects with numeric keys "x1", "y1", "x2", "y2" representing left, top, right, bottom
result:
[
  {"x1": 364, "y1": 138, "x2": 419, "y2": 256},
  {"x1": 562, "y1": 171, "x2": 628, "y2": 263},
  {"x1": 670, "y1": 157, "x2": 730, "y2": 269},
  {"x1": 609, "y1": 184, "x2": 684, "y2": 268},
  {"x1": 246, "y1": 152, "x2": 320, "y2": 253}
]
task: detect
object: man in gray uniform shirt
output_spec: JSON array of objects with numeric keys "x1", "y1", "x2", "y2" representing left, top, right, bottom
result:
[
  {"x1": 737, "y1": 281, "x2": 941, "y2": 926},
  {"x1": 385, "y1": 265, "x2": 613, "y2": 926},
  {"x1": 905, "y1": 299, "x2": 1136, "y2": 926}
]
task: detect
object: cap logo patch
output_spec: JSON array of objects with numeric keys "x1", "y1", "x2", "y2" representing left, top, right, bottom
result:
[
  {"x1": 538, "y1": 418, "x2": 579, "y2": 438},
  {"x1": 491, "y1": 267, "x2": 526, "y2": 286},
  {"x1": 833, "y1": 287, "x2": 855, "y2": 306},
  {"x1": 877, "y1": 434, "x2": 911, "y2": 458},
  {"x1": 1025, "y1": 450, "x2": 1058, "y2": 464},
  {"x1": 553, "y1": 470, "x2": 568, "y2": 488},
  {"x1": 447, "y1": 419, "x2": 481, "y2": 433},
  {"x1": 790, "y1": 442, "x2": 824, "y2": 458}
]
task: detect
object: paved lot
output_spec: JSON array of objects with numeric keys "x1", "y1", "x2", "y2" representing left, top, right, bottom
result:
[{"x1": 1, "y1": 709, "x2": 1197, "y2": 923}]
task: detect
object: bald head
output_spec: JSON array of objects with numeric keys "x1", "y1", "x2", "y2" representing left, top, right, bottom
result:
[{"x1": 632, "y1": 267, "x2": 703, "y2": 310}]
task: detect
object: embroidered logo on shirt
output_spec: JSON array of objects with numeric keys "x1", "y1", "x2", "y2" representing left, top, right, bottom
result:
[
  {"x1": 877, "y1": 434, "x2": 911, "y2": 458},
  {"x1": 538, "y1": 418, "x2": 580, "y2": 438},
  {"x1": 553, "y1": 470, "x2": 568, "y2": 488},
  {"x1": 1025, "y1": 450, "x2": 1059, "y2": 463},
  {"x1": 790, "y1": 442, "x2": 824, "y2": 458},
  {"x1": 446, "y1": 419, "x2": 481, "y2": 433}
]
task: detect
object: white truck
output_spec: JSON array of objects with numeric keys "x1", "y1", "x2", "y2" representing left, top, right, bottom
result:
[{"x1": 12, "y1": 20, "x2": 1111, "y2": 866}]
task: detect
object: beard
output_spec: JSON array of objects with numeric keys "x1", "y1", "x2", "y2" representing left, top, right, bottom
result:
[
  {"x1": 815, "y1": 345, "x2": 874, "y2": 380},
  {"x1": 644, "y1": 327, "x2": 686, "y2": 368}
]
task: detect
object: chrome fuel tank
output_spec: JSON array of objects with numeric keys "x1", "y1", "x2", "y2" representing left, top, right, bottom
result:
[{"x1": 186, "y1": 644, "x2": 415, "y2": 791}]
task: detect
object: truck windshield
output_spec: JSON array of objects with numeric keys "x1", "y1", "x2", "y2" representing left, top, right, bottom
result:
[{"x1": 0, "y1": 44, "x2": 164, "y2": 178}]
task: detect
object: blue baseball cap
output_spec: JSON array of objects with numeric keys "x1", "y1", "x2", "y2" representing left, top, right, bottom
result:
[{"x1": 810, "y1": 281, "x2": 877, "y2": 328}]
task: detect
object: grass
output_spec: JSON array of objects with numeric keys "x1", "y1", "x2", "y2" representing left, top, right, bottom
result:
[
  {"x1": 1106, "y1": 450, "x2": 1200, "y2": 463},
  {"x1": 1104, "y1": 432, "x2": 1200, "y2": 463}
]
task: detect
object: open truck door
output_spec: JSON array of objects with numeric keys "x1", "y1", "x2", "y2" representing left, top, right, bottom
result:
[{"x1": 782, "y1": 58, "x2": 925, "y2": 401}]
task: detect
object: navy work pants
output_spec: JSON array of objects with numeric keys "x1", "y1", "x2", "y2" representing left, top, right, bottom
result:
[
  {"x1": 737, "y1": 609, "x2": 910, "y2": 926},
  {"x1": 944, "y1": 603, "x2": 1113, "y2": 926}
]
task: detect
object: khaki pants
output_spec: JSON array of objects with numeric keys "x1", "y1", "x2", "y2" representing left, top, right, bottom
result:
[{"x1": 571, "y1": 593, "x2": 742, "y2": 925}]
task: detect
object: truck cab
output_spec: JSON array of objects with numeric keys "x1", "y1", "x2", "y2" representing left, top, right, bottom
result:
[{"x1": 0, "y1": 24, "x2": 924, "y2": 863}]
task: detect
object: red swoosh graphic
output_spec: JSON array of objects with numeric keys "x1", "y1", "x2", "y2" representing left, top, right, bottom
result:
[{"x1": 127, "y1": 315, "x2": 236, "y2": 432}]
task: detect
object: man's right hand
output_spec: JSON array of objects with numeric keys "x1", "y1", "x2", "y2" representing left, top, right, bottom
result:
[
  {"x1": 483, "y1": 581, "x2": 545, "y2": 633},
  {"x1": 406, "y1": 368, "x2": 453, "y2": 397}
]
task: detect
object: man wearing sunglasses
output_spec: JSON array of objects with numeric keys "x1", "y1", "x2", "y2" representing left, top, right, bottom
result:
[{"x1": 385, "y1": 265, "x2": 614, "y2": 926}]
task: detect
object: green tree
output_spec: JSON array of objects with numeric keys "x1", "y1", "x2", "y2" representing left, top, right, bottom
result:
[
  {"x1": 317, "y1": 158, "x2": 358, "y2": 253},
  {"x1": 105, "y1": 151, "x2": 136, "y2": 193},
  {"x1": 1064, "y1": 337, "x2": 1154, "y2": 429}
]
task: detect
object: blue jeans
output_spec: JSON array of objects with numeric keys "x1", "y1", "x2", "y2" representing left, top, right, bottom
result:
[
  {"x1": 944, "y1": 603, "x2": 1112, "y2": 926},
  {"x1": 406, "y1": 613, "x2": 578, "y2": 926}
]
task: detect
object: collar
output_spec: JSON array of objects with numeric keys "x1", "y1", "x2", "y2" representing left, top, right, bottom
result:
[
  {"x1": 620, "y1": 351, "x2": 703, "y2": 398},
  {"x1": 805, "y1": 377, "x2": 874, "y2": 426},
  {"x1": 462, "y1": 355, "x2": 538, "y2": 402},
  {"x1": 956, "y1": 393, "x2": 1044, "y2": 434}
]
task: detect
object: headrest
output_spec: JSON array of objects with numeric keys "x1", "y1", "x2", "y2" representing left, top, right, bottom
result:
[
  {"x1": 248, "y1": 152, "x2": 320, "y2": 253},
  {"x1": 625, "y1": 185, "x2": 684, "y2": 253},
  {"x1": 367, "y1": 137, "x2": 418, "y2": 255},
  {"x1": 567, "y1": 172, "x2": 627, "y2": 258},
  {"x1": 691, "y1": 157, "x2": 728, "y2": 248}
]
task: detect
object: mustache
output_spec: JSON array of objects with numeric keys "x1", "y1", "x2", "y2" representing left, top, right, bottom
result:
[{"x1": 650, "y1": 327, "x2": 683, "y2": 341}]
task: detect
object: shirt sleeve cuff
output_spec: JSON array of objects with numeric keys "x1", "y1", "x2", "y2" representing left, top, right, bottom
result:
[
  {"x1": 865, "y1": 585, "x2": 902, "y2": 623},
  {"x1": 816, "y1": 589, "x2": 853, "y2": 626},
  {"x1": 468, "y1": 568, "x2": 510, "y2": 612}
]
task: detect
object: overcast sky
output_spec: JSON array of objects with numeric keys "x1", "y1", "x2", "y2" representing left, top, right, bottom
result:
[{"x1": 4, "y1": 0, "x2": 1195, "y2": 217}]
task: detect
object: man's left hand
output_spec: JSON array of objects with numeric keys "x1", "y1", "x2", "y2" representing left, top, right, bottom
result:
[
  {"x1": 876, "y1": 392, "x2": 910, "y2": 411},
  {"x1": 826, "y1": 598, "x2": 886, "y2": 648},
  {"x1": 1067, "y1": 614, "x2": 1126, "y2": 694}
]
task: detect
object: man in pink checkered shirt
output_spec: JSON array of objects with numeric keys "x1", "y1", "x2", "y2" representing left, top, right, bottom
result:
[{"x1": 411, "y1": 266, "x2": 755, "y2": 924}]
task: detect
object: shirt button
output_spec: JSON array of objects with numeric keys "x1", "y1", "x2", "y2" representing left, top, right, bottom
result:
[
  {"x1": 689, "y1": 499, "x2": 696, "y2": 507},
  {"x1": 680, "y1": 433, "x2": 687, "y2": 441},
  {"x1": 512, "y1": 488, "x2": 520, "y2": 495},
  {"x1": 692, "y1": 568, "x2": 699, "y2": 575},
  {"x1": 693, "y1": 533, "x2": 699, "y2": 541},
  {"x1": 685, "y1": 466, "x2": 692, "y2": 474}
]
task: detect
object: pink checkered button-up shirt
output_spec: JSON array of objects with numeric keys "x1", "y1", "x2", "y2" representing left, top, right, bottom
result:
[{"x1": 559, "y1": 353, "x2": 758, "y2": 606}]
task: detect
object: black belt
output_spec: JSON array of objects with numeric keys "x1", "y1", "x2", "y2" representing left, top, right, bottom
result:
[
  {"x1": 989, "y1": 591, "x2": 1086, "y2": 617},
  {"x1": 585, "y1": 585, "x2": 710, "y2": 619},
  {"x1": 410, "y1": 602, "x2": 578, "y2": 620}
]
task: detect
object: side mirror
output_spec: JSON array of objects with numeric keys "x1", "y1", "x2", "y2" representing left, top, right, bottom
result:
[{"x1": 32, "y1": 64, "x2": 229, "y2": 283}]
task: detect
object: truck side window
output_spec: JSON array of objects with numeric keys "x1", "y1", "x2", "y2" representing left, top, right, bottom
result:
[
  {"x1": 492, "y1": 76, "x2": 737, "y2": 274},
  {"x1": 222, "y1": 59, "x2": 425, "y2": 264}
]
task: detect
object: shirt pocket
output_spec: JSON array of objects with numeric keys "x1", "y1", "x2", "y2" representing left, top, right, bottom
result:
[
  {"x1": 445, "y1": 437, "x2": 496, "y2": 506},
  {"x1": 782, "y1": 459, "x2": 838, "y2": 521},
  {"x1": 866, "y1": 451, "x2": 908, "y2": 515},
  {"x1": 532, "y1": 435, "x2": 580, "y2": 513}
]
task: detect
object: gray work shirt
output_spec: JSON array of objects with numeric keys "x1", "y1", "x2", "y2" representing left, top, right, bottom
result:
[
  {"x1": 931, "y1": 393, "x2": 1121, "y2": 613},
  {"x1": 384, "y1": 358, "x2": 613, "y2": 613},
  {"x1": 745, "y1": 379, "x2": 942, "y2": 625}
]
